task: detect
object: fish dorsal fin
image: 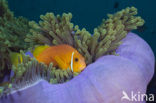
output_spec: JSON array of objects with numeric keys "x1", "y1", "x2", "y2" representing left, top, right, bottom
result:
[
  {"x1": 54, "y1": 56, "x2": 67, "y2": 70},
  {"x1": 33, "y1": 45, "x2": 49, "y2": 58},
  {"x1": 70, "y1": 52, "x2": 75, "y2": 72}
]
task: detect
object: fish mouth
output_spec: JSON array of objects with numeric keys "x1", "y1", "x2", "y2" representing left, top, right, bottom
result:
[{"x1": 79, "y1": 63, "x2": 86, "y2": 71}]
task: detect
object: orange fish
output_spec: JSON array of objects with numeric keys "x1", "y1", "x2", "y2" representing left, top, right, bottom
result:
[{"x1": 36, "y1": 44, "x2": 86, "y2": 73}]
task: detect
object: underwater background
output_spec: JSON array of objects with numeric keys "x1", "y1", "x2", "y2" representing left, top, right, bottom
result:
[{"x1": 2, "y1": 0, "x2": 156, "y2": 102}]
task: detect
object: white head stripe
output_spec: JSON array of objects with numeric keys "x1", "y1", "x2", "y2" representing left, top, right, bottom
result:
[{"x1": 70, "y1": 52, "x2": 75, "y2": 72}]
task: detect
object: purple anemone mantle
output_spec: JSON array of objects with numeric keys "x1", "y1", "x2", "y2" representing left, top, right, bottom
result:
[{"x1": 0, "y1": 32, "x2": 155, "y2": 103}]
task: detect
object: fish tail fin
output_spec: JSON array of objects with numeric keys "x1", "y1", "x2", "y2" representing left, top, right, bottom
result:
[{"x1": 9, "y1": 52, "x2": 23, "y2": 67}]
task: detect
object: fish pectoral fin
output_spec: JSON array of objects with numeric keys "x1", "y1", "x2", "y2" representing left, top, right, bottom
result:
[{"x1": 54, "y1": 56, "x2": 67, "y2": 69}]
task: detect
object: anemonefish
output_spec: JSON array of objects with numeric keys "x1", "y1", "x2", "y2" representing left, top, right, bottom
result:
[
  {"x1": 35, "y1": 44, "x2": 86, "y2": 73},
  {"x1": 10, "y1": 44, "x2": 86, "y2": 73}
]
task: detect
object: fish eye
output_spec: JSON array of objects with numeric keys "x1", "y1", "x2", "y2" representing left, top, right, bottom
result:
[{"x1": 74, "y1": 58, "x2": 79, "y2": 62}]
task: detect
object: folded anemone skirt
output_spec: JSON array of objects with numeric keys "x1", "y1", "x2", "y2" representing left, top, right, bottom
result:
[{"x1": 0, "y1": 32, "x2": 155, "y2": 103}]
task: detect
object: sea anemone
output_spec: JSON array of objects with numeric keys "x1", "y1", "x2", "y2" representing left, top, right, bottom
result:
[
  {"x1": 25, "y1": 7, "x2": 144, "y2": 64},
  {"x1": 0, "y1": 0, "x2": 30, "y2": 81},
  {"x1": 0, "y1": 32, "x2": 154, "y2": 103}
]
